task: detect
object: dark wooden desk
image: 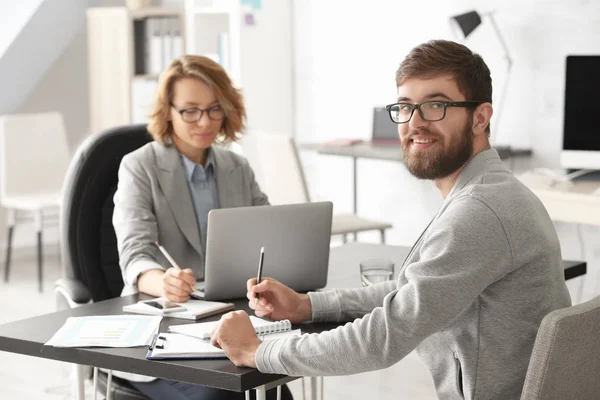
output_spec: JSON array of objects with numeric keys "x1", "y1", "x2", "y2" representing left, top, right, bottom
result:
[
  {"x1": 0, "y1": 296, "x2": 297, "y2": 392},
  {"x1": 0, "y1": 243, "x2": 585, "y2": 397},
  {"x1": 0, "y1": 244, "x2": 408, "y2": 396}
]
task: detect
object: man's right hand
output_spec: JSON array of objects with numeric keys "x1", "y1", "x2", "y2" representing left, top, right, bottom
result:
[
  {"x1": 161, "y1": 267, "x2": 196, "y2": 302},
  {"x1": 246, "y1": 278, "x2": 312, "y2": 323}
]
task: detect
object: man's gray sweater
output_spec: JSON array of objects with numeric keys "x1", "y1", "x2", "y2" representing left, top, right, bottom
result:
[{"x1": 255, "y1": 149, "x2": 571, "y2": 400}]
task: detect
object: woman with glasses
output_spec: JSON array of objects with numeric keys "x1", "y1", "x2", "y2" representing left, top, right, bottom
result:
[{"x1": 113, "y1": 55, "x2": 292, "y2": 400}]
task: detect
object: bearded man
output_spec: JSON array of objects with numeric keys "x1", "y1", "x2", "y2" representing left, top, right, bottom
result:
[{"x1": 210, "y1": 40, "x2": 571, "y2": 400}]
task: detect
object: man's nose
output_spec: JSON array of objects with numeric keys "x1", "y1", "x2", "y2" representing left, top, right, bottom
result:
[{"x1": 408, "y1": 107, "x2": 428, "y2": 129}]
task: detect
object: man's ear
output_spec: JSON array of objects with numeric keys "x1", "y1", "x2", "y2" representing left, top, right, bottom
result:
[{"x1": 472, "y1": 102, "x2": 493, "y2": 136}]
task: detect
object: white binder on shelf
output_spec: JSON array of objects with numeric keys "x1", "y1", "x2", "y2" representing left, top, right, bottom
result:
[
  {"x1": 171, "y1": 18, "x2": 184, "y2": 60},
  {"x1": 162, "y1": 18, "x2": 173, "y2": 70},
  {"x1": 147, "y1": 17, "x2": 164, "y2": 75}
]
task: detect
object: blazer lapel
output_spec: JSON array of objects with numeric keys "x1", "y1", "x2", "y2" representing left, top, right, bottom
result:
[
  {"x1": 213, "y1": 147, "x2": 242, "y2": 208},
  {"x1": 154, "y1": 143, "x2": 203, "y2": 256}
]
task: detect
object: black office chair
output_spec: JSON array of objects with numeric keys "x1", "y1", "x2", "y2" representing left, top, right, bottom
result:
[{"x1": 55, "y1": 124, "x2": 153, "y2": 400}]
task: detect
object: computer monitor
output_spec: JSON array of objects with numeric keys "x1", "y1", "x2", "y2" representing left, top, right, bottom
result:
[
  {"x1": 372, "y1": 106, "x2": 399, "y2": 142},
  {"x1": 560, "y1": 55, "x2": 600, "y2": 170}
]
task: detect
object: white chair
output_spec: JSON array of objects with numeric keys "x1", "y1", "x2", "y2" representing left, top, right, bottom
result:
[
  {"x1": 0, "y1": 112, "x2": 70, "y2": 292},
  {"x1": 242, "y1": 131, "x2": 393, "y2": 243}
]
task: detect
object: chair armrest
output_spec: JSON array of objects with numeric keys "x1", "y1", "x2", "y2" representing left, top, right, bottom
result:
[{"x1": 55, "y1": 278, "x2": 92, "y2": 309}]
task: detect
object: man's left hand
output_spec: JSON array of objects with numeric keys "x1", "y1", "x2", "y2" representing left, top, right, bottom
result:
[{"x1": 211, "y1": 310, "x2": 261, "y2": 368}]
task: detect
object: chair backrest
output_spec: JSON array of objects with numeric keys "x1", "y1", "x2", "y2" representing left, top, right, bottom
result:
[
  {"x1": 0, "y1": 112, "x2": 70, "y2": 200},
  {"x1": 60, "y1": 124, "x2": 153, "y2": 302},
  {"x1": 241, "y1": 130, "x2": 310, "y2": 205},
  {"x1": 520, "y1": 295, "x2": 600, "y2": 400}
]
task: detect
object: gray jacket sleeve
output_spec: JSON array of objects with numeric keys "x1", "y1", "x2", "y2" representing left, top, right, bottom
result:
[
  {"x1": 308, "y1": 281, "x2": 398, "y2": 322},
  {"x1": 255, "y1": 195, "x2": 514, "y2": 376},
  {"x1": 113, "y1": 154, "x2": 163, "y2": 287}
]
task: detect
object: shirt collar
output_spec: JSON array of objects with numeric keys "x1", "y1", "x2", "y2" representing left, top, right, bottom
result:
[{"x1": 179, "y1": 147, "x2": 216, "y2": 183}]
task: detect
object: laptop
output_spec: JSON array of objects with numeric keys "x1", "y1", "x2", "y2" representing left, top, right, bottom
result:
[
  {"x1": 195, "y1": 201, "x2": 333, "y2": 301},
  {"x1": 370, "y1": 106, "x2": 401, "y2": 146}
]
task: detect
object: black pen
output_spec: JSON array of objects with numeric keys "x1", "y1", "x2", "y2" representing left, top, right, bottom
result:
[{"x1": 255, "y1": 246, "x2": 265, "y2": 303}]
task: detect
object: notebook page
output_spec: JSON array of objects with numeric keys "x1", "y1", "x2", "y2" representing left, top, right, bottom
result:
[{"x1": 169, "y1": 316, "x2": 289, "y2": 339}]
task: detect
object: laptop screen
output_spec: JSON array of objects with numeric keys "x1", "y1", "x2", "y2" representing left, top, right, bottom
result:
[{"x1": 372, "y1": 106, "x2": 399, "y2": 141}]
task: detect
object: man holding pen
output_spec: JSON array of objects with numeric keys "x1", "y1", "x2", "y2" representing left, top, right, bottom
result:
[{"x1": 209, "y1": 40, "x2": 570, "y2": 400}]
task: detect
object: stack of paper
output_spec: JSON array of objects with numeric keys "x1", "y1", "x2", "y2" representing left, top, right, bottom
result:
[
  {"x1": 146, "y1": 329, "x2": 302, "y2": 360},
  {"x1": 45, "y1": 315, "x2": 161, "y2": 348},
  {"x1": 147, "y1": 333, "x2": 226, "y2": 359}
]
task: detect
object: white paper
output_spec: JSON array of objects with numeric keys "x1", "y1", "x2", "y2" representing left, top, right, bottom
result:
[
  {"x1": 45, "y1": 315, "x2": 161, "y2": 348},
  {"x1": 150, "y1": 329, "x2": 302, "y2": 359},
  {"x1": 150, "y1": 333, "x2": 225, "y2": 357}
]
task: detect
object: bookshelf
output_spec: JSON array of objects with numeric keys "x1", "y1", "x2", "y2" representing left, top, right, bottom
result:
[{"x1": 87, "y1": 7, "x2": 186, "y2": 133}]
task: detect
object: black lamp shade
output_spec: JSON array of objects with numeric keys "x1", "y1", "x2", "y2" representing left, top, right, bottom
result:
[{"x1": 452, "y1": 11, "x2": 482, "y2": 38}]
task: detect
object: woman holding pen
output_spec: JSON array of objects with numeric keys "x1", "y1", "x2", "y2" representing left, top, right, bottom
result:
[{"x1": 112, "y1": 55, "x2": 292, "y2": 400}]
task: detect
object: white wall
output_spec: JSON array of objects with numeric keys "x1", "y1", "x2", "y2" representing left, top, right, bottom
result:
[
  {"x1": 4, "y1": 0, "x2": 600, "y2": 281},
  {"x1": 1, "y1": 25, "x2": 90, "y2": 250},
  {"x1": 0, "y1": 0, "x2": 44, "y2": 57},
  {"x1": 240, "y1": 0, "x2": 294, "y2": 136},
  {"x1": 2, "y1": 0, "x2": 127, "y2": 249},
  {"x1": 2, "y1": 0, "x2": 294, "y2": 250},
  {"x1": 184, "y1": 0, "x2": 294, "y2": 135},
  {"x1": 293, "y1": 0, "x2": 600, "y2": 250}
]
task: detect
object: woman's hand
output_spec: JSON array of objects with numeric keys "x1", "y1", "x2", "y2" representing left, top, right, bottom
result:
[{"x1": 160, "y1": 267, "x2": 196, "y2": 302}]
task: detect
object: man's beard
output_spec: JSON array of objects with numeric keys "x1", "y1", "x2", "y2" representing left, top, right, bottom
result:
[{"x1": 402, "y1": 118, "x2": 474, "y2": 180}]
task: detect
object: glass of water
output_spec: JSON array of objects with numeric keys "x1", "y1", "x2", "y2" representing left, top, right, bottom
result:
[{"x1": 360, "y1": 259, "x2": 395, "y2": 287}]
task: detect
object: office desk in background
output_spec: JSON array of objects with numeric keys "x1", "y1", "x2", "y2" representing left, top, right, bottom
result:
[
  {"x1": 518, "y1": 171, "x2": 600, "y2": 226},
  {"x1": 327, "y1": 242, "x2": 585, "y2": 285},
  {"x1": 0, "y1": 243, "x2": 585, "y2": 400},
  {"x1": 300, "y1": 142, "x2": 532, "y2": 214}
]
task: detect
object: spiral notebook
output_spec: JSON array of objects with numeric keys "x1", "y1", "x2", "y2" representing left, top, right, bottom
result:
[{"x1": 168, "y1": 316, "x2": 294, "y2": 340}]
